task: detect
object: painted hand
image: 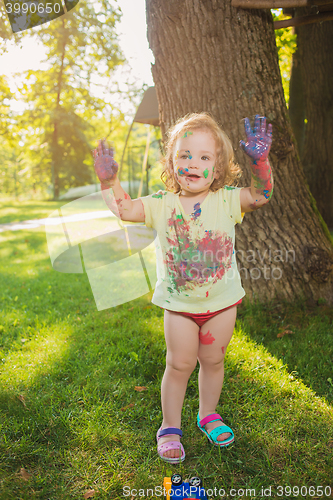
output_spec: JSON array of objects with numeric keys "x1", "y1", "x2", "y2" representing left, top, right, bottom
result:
[
  {"x1": 92, "y1": 139, "x2": 119, "y2": 186},
  {"x1": 239, "y1": 115, "x2": 272, "y2": 162}
]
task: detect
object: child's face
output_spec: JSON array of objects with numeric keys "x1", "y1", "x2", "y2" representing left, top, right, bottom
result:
[{"x1": 173, "y1": 129, "x2": 219, "y2": 195}]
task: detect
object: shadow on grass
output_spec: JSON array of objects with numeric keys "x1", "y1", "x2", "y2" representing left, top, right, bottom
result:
[{"x1": 237, "y1": 299, "x2": 333, "y2": 403}]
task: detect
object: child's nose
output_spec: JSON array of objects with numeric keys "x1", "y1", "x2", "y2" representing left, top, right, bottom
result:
[{"x1": 188, "y1": 156, "x2": 198, "y2": 167}]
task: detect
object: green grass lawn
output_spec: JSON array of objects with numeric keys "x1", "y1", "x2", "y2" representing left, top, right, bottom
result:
[
  {"x1": 0, "y1": 199, "x2": 64, "y2": 224},
  {"x1": 0, "y1": 201, "x2": 332, "y2": 499}
]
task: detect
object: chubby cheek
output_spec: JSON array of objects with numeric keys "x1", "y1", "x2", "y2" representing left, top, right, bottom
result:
[{"x1": 173, "y1": 153, "x2": 189, "y2": 181}]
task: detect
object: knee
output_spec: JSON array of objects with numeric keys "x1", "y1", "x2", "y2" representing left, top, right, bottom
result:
[
  {"x1": 198, "y1": 352, "x2": 225, "y2": 370},
  {"x1": 166, "y1": 355, "x2": 197, "y2": 375}
]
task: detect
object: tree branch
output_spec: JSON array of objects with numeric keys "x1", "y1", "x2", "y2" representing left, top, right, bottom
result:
[
  {"x1": 231, "y1": 0, "x2": 333, "y2": 7},
  {"x1": 274, "y1": 11, "x2": 333, "y2": 28}
]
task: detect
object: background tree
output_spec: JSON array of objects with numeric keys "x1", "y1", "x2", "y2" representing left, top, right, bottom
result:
[
  {"x1": 9, "y1": 0, "x2": 143, "y2": 199},
  {"x1": 288, "y1": 8, "x2": 333, "y2": 229},
  {"x1": 146, "y1": 0, "x2": 333, "y2": 304}
]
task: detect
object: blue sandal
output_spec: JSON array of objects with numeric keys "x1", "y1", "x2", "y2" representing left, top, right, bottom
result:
[
  {"x1": 197, "y1": 413, "x2": 234, "y2": 447},
  {"x1": 156, "y1": 426, "x2": 186, "y2": 463}
]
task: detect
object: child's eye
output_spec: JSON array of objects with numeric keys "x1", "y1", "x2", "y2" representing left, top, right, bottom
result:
[
  {"x1": 180, "y1": 155, "x2": 188, "y2": 159},
  {"x1": 202, "y1": 156, "x2": 210, "y2": 161}
]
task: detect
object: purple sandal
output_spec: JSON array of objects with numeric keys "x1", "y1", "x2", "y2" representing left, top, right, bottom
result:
[{"x1": 156, "y1": 427, "x2": 186, "y2": 463}]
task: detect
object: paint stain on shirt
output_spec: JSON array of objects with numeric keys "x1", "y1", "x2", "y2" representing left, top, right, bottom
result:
[
  {"x1": 165, "y1": 209, "x2": 233, "y2": 293},
  {"x1": 191, "y1": 202, "x2": 201, "y2": 221}
]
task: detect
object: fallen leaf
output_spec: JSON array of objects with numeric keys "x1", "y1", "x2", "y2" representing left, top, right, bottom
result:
[
  {"x1": 20, "y1": 468, "x2": 31, "y2": 481},
  {"x1": 277, "y1": 329, "x2": 294, "y2": 338},
  {"x1": 18, "y1": 395, "x2": 26, "y2": 407},
  {"x1": 84, "y1": 490, "x2": 95, "y2": 499},
  {"x1": 120, "y1": 403, "x2": 135, "y2": 411},
  {"x1": 134, "y1": 386, "x2": 147, "y2": 392}
]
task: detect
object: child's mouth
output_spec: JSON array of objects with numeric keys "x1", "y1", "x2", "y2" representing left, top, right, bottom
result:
[{"x1": 186, "y1": 174, "x2": 201, "y2": 180}]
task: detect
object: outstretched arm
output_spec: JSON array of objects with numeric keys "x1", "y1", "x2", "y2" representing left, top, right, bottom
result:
[
  {"x1": 239, "y1": 115, "x2": 274, "y2": 213},
  {"x1": 92, "y1": 139, "x2": 145, "y2": 222}
]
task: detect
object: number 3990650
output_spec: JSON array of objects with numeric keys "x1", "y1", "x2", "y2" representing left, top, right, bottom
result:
[{"x1": 5, "y1": 2, "x2": 61, "y2": 14}]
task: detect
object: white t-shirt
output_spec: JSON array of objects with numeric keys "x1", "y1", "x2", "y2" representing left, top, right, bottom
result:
[{"x1": 140, "y1": 187, "x2": 245, "y2": 313}]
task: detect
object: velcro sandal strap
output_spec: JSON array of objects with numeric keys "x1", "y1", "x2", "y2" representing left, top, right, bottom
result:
[
  {"x1": 209, "y1": 425, "x2": 234, "y2": 443},
  {"x1": 199, "y1": 413, "x2": 223, "y2": 427},
  {"x1": 158, "y1": 427, "x2": 183, "y2": 438}
]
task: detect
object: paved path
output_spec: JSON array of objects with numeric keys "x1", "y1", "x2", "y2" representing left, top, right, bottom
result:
[{"x1": 0, "y1": 211, "x2": 116, "y2": 233}]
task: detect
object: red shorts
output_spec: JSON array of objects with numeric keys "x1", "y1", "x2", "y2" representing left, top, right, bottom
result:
[{"x1": 167, "y1": 299, "x2": 242, "y2": 327}]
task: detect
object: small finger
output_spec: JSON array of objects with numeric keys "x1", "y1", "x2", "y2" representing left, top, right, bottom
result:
[
  {"x1": 254, "y1": 114, "x2": 261, "y2": 133},
  {"x1": 260, "y1": 116, "x2": 266, "y2": 133},
  {"x1": 102, "y1": 139, "x2": 109, "y2": 155},
  {"x1": 243, "y1": 117, "x2": 252, "y2": 138},
  {"x1": 267, "y1": 123, "x2": 273, "y2": 136},
  {"x1": 239, "y1": 140, "x2": 246, "y2": 151},
  {"x1": 98, "y1": 140, "x2": 104, "y2": 156},
  {"x1": 91, "y1": 149, "x2": 97, "y2": 159}
]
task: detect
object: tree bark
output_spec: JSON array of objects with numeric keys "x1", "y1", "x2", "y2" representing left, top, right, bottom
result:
[
  {"x1": 293, "y1": 8, "x2": 333, "y2": 229},
  {"x1": 288, "y1": 44, "x2": 305, "y2": 156},
  {"x1": 146, "y1": 0, "x2": 333, "y2": 304}
]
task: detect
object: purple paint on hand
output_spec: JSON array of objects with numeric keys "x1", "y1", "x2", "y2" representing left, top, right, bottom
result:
[
  {"x1": 92, "y1": 139, "x2": 119, "y2": 184},
  {"x1": 239, "y1": 115, "x2": 272, "y2": 162}
]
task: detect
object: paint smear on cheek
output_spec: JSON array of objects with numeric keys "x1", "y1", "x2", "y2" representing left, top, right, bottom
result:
[
  {"x1": 177, "y1": 166, "x2": 190, "y2": 176},
  {"x1": 221, "y1": 346, "x2": 225, "y2": 354},
  {"x1": 203, "y1": 168, "x2": 209, "y2": 179},
  {"x1": 199, "y1": 330, "x2": 215, "y2": 345}
]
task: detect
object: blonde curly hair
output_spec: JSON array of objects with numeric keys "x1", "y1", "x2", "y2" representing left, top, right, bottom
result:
[{"x1": 161, "y1": 112, "x2": 242, "y2": 193}]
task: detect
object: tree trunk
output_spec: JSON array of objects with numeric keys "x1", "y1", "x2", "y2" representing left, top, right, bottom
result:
[
  {"x1": 146, "y1": 0, "x2": 333, "y2": 304},
  {"x1": 288, "y1": 44, "x2": 305, "y2": 156},
  {"x1": 293, "y1": 8, "x2": 333, "y2": 229}
]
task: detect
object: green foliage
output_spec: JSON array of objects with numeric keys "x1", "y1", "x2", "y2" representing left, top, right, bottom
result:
[
  {"x1": 0, "y1": 2, "x2": 24, "y2": 50},
  {"x1": 272, "y1": 9, "x2": 297, "y2": 106},
  {"x1": 1, "y1": 0, "x2": 146, "y2": 199}
]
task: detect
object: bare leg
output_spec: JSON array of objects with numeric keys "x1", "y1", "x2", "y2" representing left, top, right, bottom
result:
[
  {"x1": 197, "y1": 305, "x2": 237, "y2": 442},
  {"x1": 159, "y1": 310, "x2": 199, "y2": 459}
]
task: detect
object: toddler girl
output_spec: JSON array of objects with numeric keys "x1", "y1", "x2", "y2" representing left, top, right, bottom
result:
[{"x1": 93, "y1": 113, "x2": 273, "y2": 463}]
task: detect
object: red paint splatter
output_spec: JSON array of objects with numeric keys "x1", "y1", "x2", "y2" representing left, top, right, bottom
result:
[
  {"x1": 199, "y1": 330, "x2": 215, "y2": 345},
  {"x1": 206, "y1": 291, "x2": 209, "y2": 297},
  {"x1": 221, "y1": 346, "x2": 225, "y2": 354}
]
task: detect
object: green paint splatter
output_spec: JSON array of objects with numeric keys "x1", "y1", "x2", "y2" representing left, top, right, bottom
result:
[
  {"x1": 182, "y1": 131, "x2": 193, "y2": 138},
  {"x1": 203, "y1": 168, "x2": 209, "y2": 179},
  {"x1": 224, "y1": 186, "x2": 236, "y2": 190},
  {"x1": 152, "y1": 190, "x2": 167, "y2": 199}
]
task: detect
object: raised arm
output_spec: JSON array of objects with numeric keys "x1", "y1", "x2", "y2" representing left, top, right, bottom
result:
[
  {"x1": 239, "y1": 115, "x2": 274, "y2": 213},
  {"x1": 92, "y1": 139, "x2": 145, "y2": 222}
]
